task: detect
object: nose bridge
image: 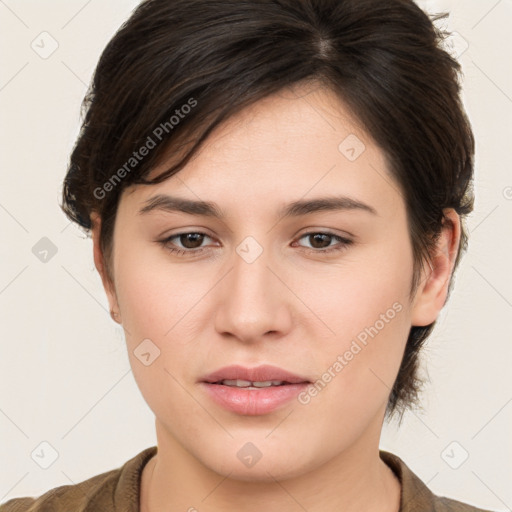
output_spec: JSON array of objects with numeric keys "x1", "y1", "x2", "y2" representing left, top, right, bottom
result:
[{"x1": 214, "y1": 237, "x2": 291, "y2": 340}]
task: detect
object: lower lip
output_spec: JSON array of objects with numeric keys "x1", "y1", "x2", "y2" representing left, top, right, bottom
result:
[{"x1": 200, "y1": 382, "x2": 309, "y2": 415}]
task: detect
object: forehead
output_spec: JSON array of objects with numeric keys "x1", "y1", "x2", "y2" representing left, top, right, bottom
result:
[
  {"x1": 122, "y1": 83, "x2": 402, "y2": 222},
  {"x1": 148, "y1": 83, "x2": 366, "y2": 176}
]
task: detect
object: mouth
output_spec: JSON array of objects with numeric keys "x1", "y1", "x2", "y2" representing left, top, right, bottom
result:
[
  {"x1": 208, "y1": 379, "x2": 300, "y2": 388},
  {"x1": 200, "y1": 363, "x2": 310, "y2": 385},
  {"x1": 199, "y1": 364, "x2": 311, "y2": 415}
]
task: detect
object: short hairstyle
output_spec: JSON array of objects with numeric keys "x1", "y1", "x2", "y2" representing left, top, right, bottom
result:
[{"x1": 60, "y1": 0, "x2": 475, "y2": 422}]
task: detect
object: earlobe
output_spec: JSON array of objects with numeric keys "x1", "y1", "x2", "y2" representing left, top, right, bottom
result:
[
  {"x1": 410, "y1": 209, "x2": 461, "y2": 327},
  {"x1": 91, "y1": 212, "x2": 122, "y2": 324}
]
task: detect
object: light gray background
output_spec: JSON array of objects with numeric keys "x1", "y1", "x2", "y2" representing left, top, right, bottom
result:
[{"x1": 1, "y1": 0, "x2": 511, "y2": 509}]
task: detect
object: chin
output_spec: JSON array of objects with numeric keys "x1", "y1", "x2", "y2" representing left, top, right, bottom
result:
[
  {"x1": 212, "y1": 461, "x2": 306, "y2": 483},
  {"x1": 198, "y1": 444, "x2": 316, "y2": 483}
]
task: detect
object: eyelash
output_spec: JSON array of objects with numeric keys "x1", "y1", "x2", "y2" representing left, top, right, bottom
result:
[{"x1": 157, "y1": 231, "x2": 353, "y2": 257}]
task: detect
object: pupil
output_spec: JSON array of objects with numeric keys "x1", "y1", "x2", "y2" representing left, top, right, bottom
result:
[
  {"x1": 181, "y1": 233, "x2": 204, "y2": 249},
  {"x1": 310, "y1": 233, "x2": 330, "y2": 249}
]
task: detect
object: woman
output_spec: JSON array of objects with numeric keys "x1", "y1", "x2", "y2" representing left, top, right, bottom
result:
[{"x1": 0, "y1": 0, "x2": 497, "y2": 511}]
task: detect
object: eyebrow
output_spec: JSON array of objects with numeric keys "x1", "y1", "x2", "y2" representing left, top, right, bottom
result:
[{"x1": 138, "y1": 194, "x2": 378, "y2": 219}]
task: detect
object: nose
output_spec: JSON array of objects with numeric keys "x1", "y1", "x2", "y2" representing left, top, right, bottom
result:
[{"x1": 214, "y1": 243, "x2": 293, "y2": 344}]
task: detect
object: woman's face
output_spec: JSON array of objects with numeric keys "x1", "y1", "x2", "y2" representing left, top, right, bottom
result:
[{"x1": 95, "y1": 83, "x2": 436, "y2": 481}]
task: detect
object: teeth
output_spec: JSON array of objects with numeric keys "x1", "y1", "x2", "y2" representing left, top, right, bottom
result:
[
  {"x1": 220, "y1": 379, "x2": 284, "y2": 387},
  {"x1": 253, "y1": 380, "x2": 283, "y2": 387},
  {"x1": 222, "y1": 379, "x2": 252, "y2": 387}
]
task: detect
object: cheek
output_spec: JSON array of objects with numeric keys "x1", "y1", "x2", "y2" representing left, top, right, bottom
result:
[
  {"x1": 113, "y1": 241, "x2": 203, "y2": 342},
  {"x1": 294, "y1": 233, "x2": 414, "y2": 398},
  {"x1": 113, "y1": 258, "x2": 198, "y2": 420},
  {"x1": 298, "y1": 232, "x2": 413, "y2": 343},
  {"x1": 111, "y1": 241, "x2": 217, "y2": 403}
]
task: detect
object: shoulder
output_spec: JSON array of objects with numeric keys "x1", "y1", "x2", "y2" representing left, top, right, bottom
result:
[
  {"x1": 0, "y1": 446, "x2": 157, "y2": 512},
  {"x1": 379, "y1": 450, "x2": 497, "y2": 512},
  {"x1": 434, "y1": 495, "x2": 497, "y2": 512},
  {"x1": 0, "y1": 470, "x2": 117, "y2": 512}
]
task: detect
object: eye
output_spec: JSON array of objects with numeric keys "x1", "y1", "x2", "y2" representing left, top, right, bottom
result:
[
  {"x1": 158, "y1": 232, "x2": 214, "y2": 256},
  {"x1": 293, "y1": 232, "x2": 353, "y2": 254},
  {"x1": 157, "y1": 230, "x2": 353, "y2": 257}
]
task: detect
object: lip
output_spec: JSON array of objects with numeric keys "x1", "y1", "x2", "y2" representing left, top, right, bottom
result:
[
  {"x1": 200, "y1": 364, "x2": 310, "y2": 385},
  {"x1": 199, "y1": 364, "x2": 311, "y2": 416}
]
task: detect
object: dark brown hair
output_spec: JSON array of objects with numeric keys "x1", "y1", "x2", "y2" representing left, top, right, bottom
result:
[{"x1": 60, "y1": 0, "x2": 475, "y2": 422}]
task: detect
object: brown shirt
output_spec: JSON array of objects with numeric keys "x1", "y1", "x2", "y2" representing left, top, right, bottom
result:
[{"x1": 0, "y1": 447, "x2": 496, "y2": 511}]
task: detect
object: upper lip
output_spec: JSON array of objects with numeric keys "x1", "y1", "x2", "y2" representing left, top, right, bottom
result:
[{"x1": 200, "y1": 364, "x2": 310, "y2": 384}]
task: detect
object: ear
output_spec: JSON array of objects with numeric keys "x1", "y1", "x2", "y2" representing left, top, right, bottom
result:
[
  {"x1": 90, "y1": 212, "x2": 122, "y2": 324},
  {"x1": 410, "y1": 208, "x2": 461, "y2": 327}
]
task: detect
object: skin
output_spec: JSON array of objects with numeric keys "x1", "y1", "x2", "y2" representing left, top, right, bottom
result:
[{"x1": 91, "y1": 82, "x2": 460, "y2": 512}]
